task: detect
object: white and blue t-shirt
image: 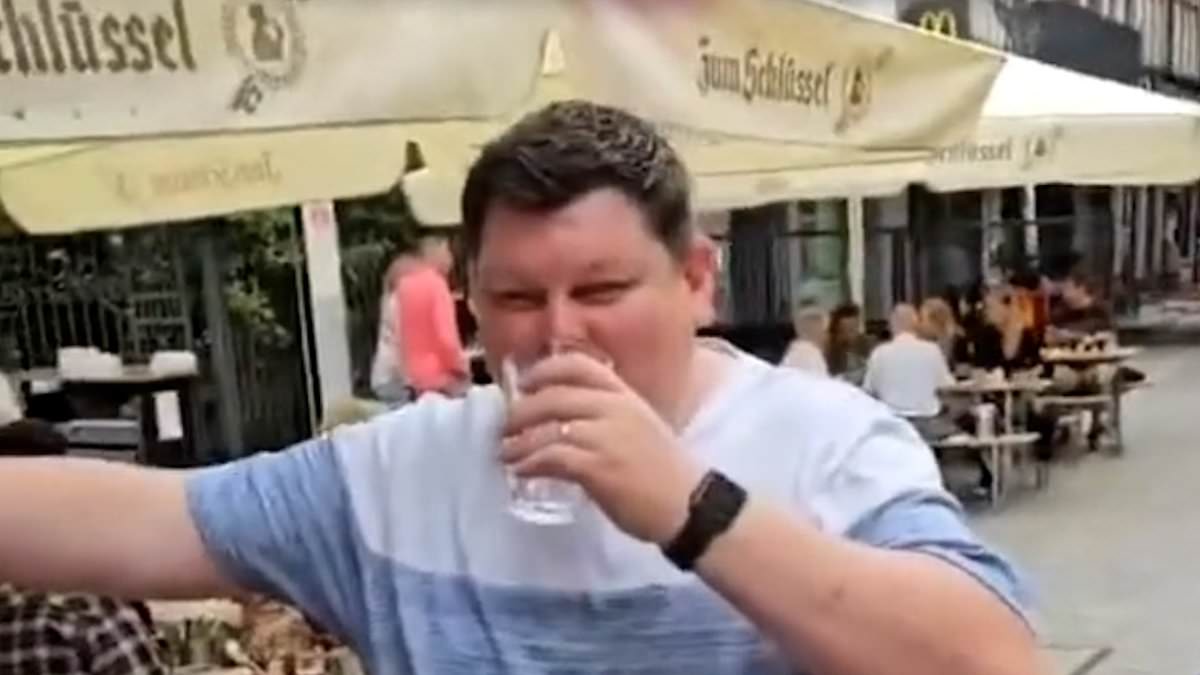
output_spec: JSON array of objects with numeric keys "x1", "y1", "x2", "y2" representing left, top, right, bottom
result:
[{"x1": 187, "y1": 346, "x2": 1028, "y2": 674}]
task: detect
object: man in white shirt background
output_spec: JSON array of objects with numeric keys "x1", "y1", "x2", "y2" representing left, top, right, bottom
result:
[
  {"x1": 863, "y1": 304, "x2": 957, "y2": 440},
  {"x1": 781, "y1": 303, "x2": 829, "y2": 376}
]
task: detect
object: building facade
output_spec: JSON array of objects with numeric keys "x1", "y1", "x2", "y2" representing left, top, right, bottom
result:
[{"x1": 712, "y1": 0, "x2": 1200, "y2": 343}]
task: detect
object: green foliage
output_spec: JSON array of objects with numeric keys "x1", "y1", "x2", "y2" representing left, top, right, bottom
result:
[
  {"x1": 221, "y1": 208, "x2": 301, "y2": 349},
  {"x1": 336, "y1": 187, "x2": 421, "y2": 299},
  {"x1": 218, "y1": 188, "x2": 422, "y2": 349}
]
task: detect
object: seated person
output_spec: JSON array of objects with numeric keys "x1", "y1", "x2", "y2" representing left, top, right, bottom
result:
[
  {"x1": 1048, "y1": 273, "x2": 1114, "y2": 346},
  {"x1": 826, "y1": 302, "x2": 873, "y2": 384},
  {"x1": 863, "y1": 305, "x2": 957, "y2": 442},
  {"x1": 1046, "y1": 273, "x2": 1139, "y2": 448},
  {"x1": 919, "y1": 297, "x2": 966, "y2": 367},
  {"x1": 780, "y1": 303, "x2": 828, "y2": 376},
  {"x1": 962, "y1": 285, "x2": 1058, "y2": 478},
  {"x1": 964, "y1": 285, "x2": 1042, "y2": 376}
]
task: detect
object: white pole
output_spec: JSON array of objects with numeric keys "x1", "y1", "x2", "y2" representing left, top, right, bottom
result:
[
  {"x1": 1023, "y1": 185, "x2": 1039, "y2": 261},
  {"x1": 1134, "y1": 187, "x2": 1150, "y2": 281},
  {"x1": 846, "y1": 197, "x2": 866, "y2": 306},
  {"x1": 300, "y1": 201, "x2": 353, "y2": 420},
  {"x1": 1110, "y1": 188, "x2": 1126, "y2": 278}
]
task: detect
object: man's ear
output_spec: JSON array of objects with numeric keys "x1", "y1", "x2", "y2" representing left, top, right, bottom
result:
[
  {"x1": 466, "y1": 264, "x2": 480, "y2": 319},
  {"x1": 682, "y1": 232, "x2": 719, "y2": 328}
]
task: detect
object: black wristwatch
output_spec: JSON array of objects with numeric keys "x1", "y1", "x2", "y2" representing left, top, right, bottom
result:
[{"x1": 662, "y1": 470, "x2": 748, "y2": 571}]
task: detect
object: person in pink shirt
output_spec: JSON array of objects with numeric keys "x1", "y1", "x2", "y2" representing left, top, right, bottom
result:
[{"x1": 397, "y1": 235, "x2": 468, "y2": 396}]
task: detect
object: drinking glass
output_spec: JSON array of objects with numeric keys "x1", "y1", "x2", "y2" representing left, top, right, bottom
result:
[{"x1": 500, "y1": 342, "x2": 609, "y2": 525}]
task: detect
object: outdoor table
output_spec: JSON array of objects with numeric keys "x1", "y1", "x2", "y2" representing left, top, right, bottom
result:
[
  {"x1": 15, "y1": 366, "x2": 200, "y2": 467},
  {"x1": 938, "y1": 378, "x2": 1051, "y2": 434},
  {"x1": 1040, "y1": 347, "x2": 1140, "y2": 366},
  {"x1": 1039, "y1": 347, "x2": 1141, "y2": 455},
  {"x1": 932, "y1": 432, "x2": 1042, "y2": 505}
]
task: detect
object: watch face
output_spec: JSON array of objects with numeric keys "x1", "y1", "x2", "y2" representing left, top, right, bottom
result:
[
  {"x1": 664, "y1": 471, "x2": 748, "y2": 570},
  {"x1": 708, "y1": 475, "x2": 746, "y2": 518}
]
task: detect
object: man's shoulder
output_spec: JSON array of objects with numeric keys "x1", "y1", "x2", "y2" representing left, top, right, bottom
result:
[
  {"x1": 721, "y1": 359, "x2": 943, "y2": 533},
  {"x1": 865, "y1": 337, "x2": 908, "y2": 367},
  {"x1": 733, "y1": 360, "x2": 890, "y2": 433},
  {"x1": 331, "y1": 388, "x2": 504, "y2": 473}
]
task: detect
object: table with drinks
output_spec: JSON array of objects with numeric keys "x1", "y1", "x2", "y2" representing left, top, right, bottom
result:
[
  {"x1": 939, "y1": 371, "x2": 1052, "y2": 435},
  {"x1": 935, "y1": 371, "x2": 1050, "y2": 505},
  {"x1": 1038, "y1": 342, "x2": 1141, "y2": 455}
]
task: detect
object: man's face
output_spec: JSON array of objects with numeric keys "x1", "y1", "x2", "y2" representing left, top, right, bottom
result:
[
  {"x1": 1061, "y1": 280, "x2": 1090, "y2": 308},
  {"x1": 835, "y1": 315, "x2": 861, "y2": 340},
  {"x1": 469, "y1": 189, "x2": 715, "y2": 416}
]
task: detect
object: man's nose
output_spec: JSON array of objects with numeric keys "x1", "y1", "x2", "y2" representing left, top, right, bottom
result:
[{"x1": 541, "y1": 296, "x2": 587, "y2": 346}]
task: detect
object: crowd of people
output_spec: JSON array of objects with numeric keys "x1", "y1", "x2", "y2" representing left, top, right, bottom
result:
[{"x1": 781, "y1": 270, "x2": 1133, "y2": 491}]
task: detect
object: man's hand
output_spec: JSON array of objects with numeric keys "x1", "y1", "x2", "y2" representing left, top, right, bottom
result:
[{"x1": 501, "y1": 352, "x2": 704, "y2": 545}]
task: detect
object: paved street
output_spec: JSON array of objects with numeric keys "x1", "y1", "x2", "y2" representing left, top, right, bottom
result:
[{"x1": 974, "y1": 346, "x2": 1200, "y2": 675}]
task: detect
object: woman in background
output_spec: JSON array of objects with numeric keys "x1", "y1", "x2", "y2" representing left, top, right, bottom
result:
[
  {"x1": 826, "y1": 303, "x2": 872, "y2": 384},
  {"x1": 966, "y1": 285, "x2": 1042, "y2": 375},
  {"x1": 919, "y1": 297, "x2": 966, "y2": 367}
]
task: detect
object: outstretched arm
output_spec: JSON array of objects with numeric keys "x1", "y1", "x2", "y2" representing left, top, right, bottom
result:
[{"x1": 0, "y1": 458, "x2": 235, "y2": 599}]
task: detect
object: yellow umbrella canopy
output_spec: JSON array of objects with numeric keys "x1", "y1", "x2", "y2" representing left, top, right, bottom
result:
[
  {"x1": 0, "y1": 0, "x2": 1006, "y2": 234},
  {"x1": 921, "y1": 55, "x2": 1200, "y2": 191},
  {"x1": 0, "y1": 126, "x2": 413, "y2": 235}
]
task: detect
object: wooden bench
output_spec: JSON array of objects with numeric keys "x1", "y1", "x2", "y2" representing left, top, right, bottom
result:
[
  {"x1": 932, "y1": 432, "x2": 1042, "y2": 505},
  {"x1": 1036, "y1": 379, "x2": 1151, "y2": 455}
]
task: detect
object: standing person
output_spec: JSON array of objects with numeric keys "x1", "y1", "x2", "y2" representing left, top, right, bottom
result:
[
  {"x1": 397, "y1": 234, "x2": 469, "y2": 397},
  {"x1": 0, "y1": 101, "x2": 1041, "y2": 675},
  {"x1": 826, "y1": 303, "x2": 872, "y2": 384},
  {"x1": 780, "y1": 303, "x2": 829, "y2": 376},
  {"x1": 370, "y1": 252, "x2": 419, "y2": 403}
]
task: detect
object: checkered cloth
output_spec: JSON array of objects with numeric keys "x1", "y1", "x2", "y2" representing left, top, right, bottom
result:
[{"x1": 0, "y1": 585, "x2": 167, "y2": 674}]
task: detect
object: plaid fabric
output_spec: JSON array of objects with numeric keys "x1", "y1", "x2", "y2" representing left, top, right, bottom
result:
[{"x1": 0, "y1": 586, "x2": 167, "y2": 675}]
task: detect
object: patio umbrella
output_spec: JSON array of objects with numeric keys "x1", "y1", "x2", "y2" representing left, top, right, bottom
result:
[
  {"x1": 0, "y1": 0, "x2": 1005, "y2": 234},
  {"x1": 920, "y1": 55, "x2": 1200, "y2": 191}
]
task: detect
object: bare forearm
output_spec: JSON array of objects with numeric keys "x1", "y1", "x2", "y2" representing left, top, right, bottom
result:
[
  {"x1": 0, "y1": 458, "x2": 231, "y2": 599},
  {"x1": 697, "y1": 500, "x2": 1044, "y2": 675}
]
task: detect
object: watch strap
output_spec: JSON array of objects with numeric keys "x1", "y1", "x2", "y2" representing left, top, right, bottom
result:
[{"x1": 662, "y1": 470, "x2": 747, "y2": 571}]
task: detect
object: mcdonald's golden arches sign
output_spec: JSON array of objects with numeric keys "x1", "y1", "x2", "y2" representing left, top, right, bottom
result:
[
  {"x1": 918, "y1": 9, "x2": 958, "y2": 36},
  {"x1": 900, "y1": 1, "x2": 970, "y2": 39}
]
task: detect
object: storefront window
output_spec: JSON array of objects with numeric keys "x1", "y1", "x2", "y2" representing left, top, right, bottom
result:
[
  {"x1": 911, "y1": 188, "x2": 983, "y2": 299},
  {"x1": 783, "y1": 200, "x2": 849, "y2": 309},
  {"x1": 720, "y1": 200, "x2": 848, "y2": 325}
]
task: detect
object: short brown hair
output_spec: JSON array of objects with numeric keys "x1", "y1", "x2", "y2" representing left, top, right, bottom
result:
[{"x1": 460, "y1": 100, "x2": 693, "y2": 262}]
